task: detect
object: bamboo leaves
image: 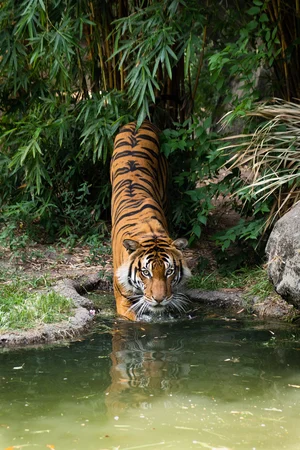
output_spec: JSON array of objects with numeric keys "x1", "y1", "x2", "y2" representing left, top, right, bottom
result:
[
  {"x1": 0, "y1": 0, "x2": 202, "y2": 241},
  {"x1": 77, "y1": 92, "x2": 129, "y2": 163},
  {"x1": 1, "y1": 0, "x2": 298, "y2": 247},
  {"x1": 111, "y1": 0, "x2": 184, "y2": 123}
]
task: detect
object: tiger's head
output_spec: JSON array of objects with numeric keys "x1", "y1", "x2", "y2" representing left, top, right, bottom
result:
[{"x1": 117, "y1": 238, "x2": 191, "y2": 320}]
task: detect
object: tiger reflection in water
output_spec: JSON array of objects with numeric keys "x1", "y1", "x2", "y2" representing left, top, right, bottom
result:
[{"x1": 105, "y1": 320, "x2": 190, "y2": 414}]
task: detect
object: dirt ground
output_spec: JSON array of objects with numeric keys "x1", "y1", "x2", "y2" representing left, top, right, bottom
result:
[
  {"x1": 0, "y1": 242, "x2": 111, "y2": 282},
  {"x1": 0, "y1": 182, "x2": 246, "y2": 282}
]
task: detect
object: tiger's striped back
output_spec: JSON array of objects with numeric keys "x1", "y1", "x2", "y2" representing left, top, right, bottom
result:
[
  {"x1": 111, "y1": 121, "x2": 168, "y2": 236},
  {"x1": 110, "y1": 120, "x2": 190, "y2": 320}
]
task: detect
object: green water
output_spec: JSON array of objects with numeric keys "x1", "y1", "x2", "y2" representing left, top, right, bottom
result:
[{"x1": 1, "y1": 311, "x2": 300, "y2": 450}]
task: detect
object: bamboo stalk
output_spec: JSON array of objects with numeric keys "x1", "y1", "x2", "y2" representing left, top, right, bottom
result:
[
  {"x1": 118, "y1": 0, "x2": 123, "y2": 90},
  {"x1": 112, "y1": 34, "x2": 117, "y2": 89},
  {"x1": 118, "y1": 0, "x2": 127, "y2": 91},
  {"x1": 86, "y1": 2, "x2": 95, "y2": 70},
  {"x1": 76, "y1": 48, "x2": 88, "y2": 98},
  {"x1": 120, "y1": 52, "x2": 124, "y2": 91},
  {"x1": 97, "y1": 42, "x2": 107, "y2": 91},
  {"x1": 192, "y1": 24, "x2": 207, "y2": 103},
  {"x1": 178, "y1": 54, "x2": 184, "y2": 122},
  {"x1": 105, "y1": 22, "x2": 113, "y2": 90},
  {"x1": 167, "y1": 76, "x2": 172, "y2": 115},
  {"x1": 118, "y1": 0, "x2": 123, "y2": 16}
]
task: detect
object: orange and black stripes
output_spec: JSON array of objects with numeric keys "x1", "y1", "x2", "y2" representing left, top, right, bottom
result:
[
  {"x1": 111, "y1": 121, "x2": 168, "y2": 246},
  {"x1": 110, "y1": 120, "x2": 190, "y2": 320}
]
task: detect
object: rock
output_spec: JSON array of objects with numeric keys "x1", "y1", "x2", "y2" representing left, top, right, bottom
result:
[
  {"x1": 266, "y1": 203, "x2": 300, "y2": 307},
  {"x1": 252, "y1": 297, "x2": 295, "y2": 319},
  {"x1": 186, "y1": 288, "x2": 244, "y2": 310}
]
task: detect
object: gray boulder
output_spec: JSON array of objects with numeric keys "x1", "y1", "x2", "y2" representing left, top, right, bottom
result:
[{"x1": 266, "y1": 203, "x2": 300, "y2": 307}]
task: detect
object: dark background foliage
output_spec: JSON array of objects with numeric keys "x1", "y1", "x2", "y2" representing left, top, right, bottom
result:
[{"x1": 0, "y1": 0, "x2": 299, "y2": 268}]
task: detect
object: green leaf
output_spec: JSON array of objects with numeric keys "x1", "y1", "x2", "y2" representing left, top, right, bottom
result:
[
  {"x1": 210, "y1": 70, "x2": 220, "y2": 83},
  {"x1": 38, "y1": 0, "x2": 46, "y2": 11},
  {"x1": 165, "y1": 45, "x2": 177, "y2": 61},
  {"x1": 216, "y1": 77, "x2": 224, "y2": 90},
  {"x1": 247, "y1": 6, "x2": 260, "y2": 15},
  {"x1": 203, "y1": 116, "x2": 212, "y2": 129},
  {"x1": 137, "y1": 106, "x2": 147, "y2": 129},
  {"x1": 247, "y1": 20, "x2": 258, "y2": 31},
  {"x1": 164, "y1": 52, "x2": 172, "y2": 79},
  {"x1": 184, "y1": 36, "x2": 191, "y2": 78},
  {"x1": 147, "y1": 79, "x2": 156, "y2": 104},
  {"x1": 192, "y1": 223, "x2": 201, "y2": 238},
  {"x1": 197, "y1": 215, "x2": 207, "y2": 225},
  {"x1": 272, "y1": 27, "x2": 278, "y2": 39},
  {"x1": 259, "y1": 13, "x2": 269, "y2": 22},
  {"x1": 137, "y1": 82, "x2": 147, "y2": 108}
]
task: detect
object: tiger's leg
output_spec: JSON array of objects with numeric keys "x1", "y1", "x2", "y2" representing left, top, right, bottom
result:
[{"x1": 114, "y1": 278, "x2": 137, "y2": 321}]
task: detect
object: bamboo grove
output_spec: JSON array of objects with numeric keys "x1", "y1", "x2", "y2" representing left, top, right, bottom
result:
[{"x1": 0, "y1": 0, "x2": 299, "y2": 256}]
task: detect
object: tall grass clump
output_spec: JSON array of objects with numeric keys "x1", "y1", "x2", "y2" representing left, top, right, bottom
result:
[{"x1": 221, "y1": 99, "x2": 300, "y2": 233}]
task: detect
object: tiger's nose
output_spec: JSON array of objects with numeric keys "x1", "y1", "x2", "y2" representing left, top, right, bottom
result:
[
  {"x1": 152, "y1": 296, "x2": 164, "y2": 304},
  {"x1": 151, "y1": 278, "x2": 167, "y2": 304},
  {"x1": 152, "y1": 292, "x2": 166, "y2": 304}
]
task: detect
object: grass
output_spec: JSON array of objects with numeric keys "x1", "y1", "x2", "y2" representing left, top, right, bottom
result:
[
  {"x1": 0, "y1": 268, "x2": 74, "y2": 331},
  {"x1": 188, "y1": 266, "x2": 275, "y2": 301}
]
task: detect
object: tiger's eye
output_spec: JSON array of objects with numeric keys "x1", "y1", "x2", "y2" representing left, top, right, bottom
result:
[
  {"x1": 141, "y1": 269, "x2": 151, "y2": 277},
  {"x1": 166, "y1": 268, "x2": 174, "y2": 276}
]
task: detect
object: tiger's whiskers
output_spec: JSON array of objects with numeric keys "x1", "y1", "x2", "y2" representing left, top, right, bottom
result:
[
  {"x1": 127, "y1": 296, "x2": 148, "y2": 317},
  {"x1": 127, "y1": 292, "x2": 190, "y2": 320},
  {"x1": 169, "y1": 293, "x2": 190, "y2": 314}
]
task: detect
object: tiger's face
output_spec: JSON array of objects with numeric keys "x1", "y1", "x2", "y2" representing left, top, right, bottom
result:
[{"x1": 117, "y1": 238, "x2": 191, "y2": 320}]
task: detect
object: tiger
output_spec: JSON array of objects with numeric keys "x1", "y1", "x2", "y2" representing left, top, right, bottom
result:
[
  {"x1": 110, "y1": 120, "x2": 191, "y2": 321},
  {"x1": 105, "y1": 320, "x2": 191, "y2": 415}
]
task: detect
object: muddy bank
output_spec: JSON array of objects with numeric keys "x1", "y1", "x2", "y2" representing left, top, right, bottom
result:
[{"x1": 0, "y1": 275, "x2": 297, "y2": 348}]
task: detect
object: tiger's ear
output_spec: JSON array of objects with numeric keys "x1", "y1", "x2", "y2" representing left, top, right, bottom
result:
[
  {"x1": 172, "y1": 238, "x2": 188, "y2": 250},
  {"x1": 123, "y1": 239, "x2": 140, "y2": 254}
]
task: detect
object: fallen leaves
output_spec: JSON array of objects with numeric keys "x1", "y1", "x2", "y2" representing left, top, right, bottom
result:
[
  {"x1": 13, "y1": 364, "x2": 25, "y2": 370},
  {"x1": 224, "y1": 357, "x2": 240, "y2": 363}
]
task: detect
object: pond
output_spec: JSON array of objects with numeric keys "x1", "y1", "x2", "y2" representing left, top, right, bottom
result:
[{"x1": 1, "y1": 309, "x2": 300, "y2": 450}]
